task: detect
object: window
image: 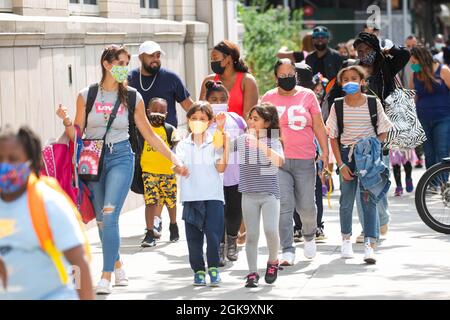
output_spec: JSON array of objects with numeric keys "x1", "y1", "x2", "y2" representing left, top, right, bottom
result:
[
  {"x1": 141, "y1": 0, "x2": 160, "y2": 18},
  {"x1": 69, "y1": 0, "x2": 99, "y2": 16},
  {"x1": 0, "y1": 0, "x2": 12, "y2": 12}
]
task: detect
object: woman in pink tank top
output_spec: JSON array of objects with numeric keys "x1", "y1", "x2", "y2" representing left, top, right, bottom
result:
[{"x1": 200, "y1": 40, "x2": 259, "y2": 117}]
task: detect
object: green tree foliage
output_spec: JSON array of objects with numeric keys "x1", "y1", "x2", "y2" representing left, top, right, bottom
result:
[{"x1": 238, "y1": 1, "x2": 303, "y2": 94}]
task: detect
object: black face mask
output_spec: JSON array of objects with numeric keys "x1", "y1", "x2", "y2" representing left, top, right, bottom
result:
[
  {"x1": 314, "y1": 43, "x2": 327, "y2": 51},
  {"x1": 143, "y1": 63, "x2": 161, "y2": 75},
  {"x1": 149, "y1": 114, "x2": 166, "y2": 127},
  {"x1": 211, "y1": 61, "x2": 226, "y2": 75},
  {"x1": 278, "y1": 76, "x2": 297, "y2": 91}
]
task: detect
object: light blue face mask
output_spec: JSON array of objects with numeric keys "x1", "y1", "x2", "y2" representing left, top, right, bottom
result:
[{"x1": 342, "y1": 82, "x2": 361, "y2": 95}]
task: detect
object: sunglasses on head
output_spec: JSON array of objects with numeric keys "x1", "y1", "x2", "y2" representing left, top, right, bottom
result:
[{"x1": 313, "y1": 32, "x2": 329, "y2": 39}]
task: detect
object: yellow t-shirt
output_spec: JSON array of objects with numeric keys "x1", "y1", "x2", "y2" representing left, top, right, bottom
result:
[{"x1": 140, "y1": 125, "x2": 176, "y2": 175}]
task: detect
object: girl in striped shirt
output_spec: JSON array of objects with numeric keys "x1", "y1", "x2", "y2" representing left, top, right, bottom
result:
[
  {"x1": 217, "y1": 103, "x2": 285, "y2": 288},
  {"x1": 326, "y1": 65, "x2": 392, "y2": 264}
]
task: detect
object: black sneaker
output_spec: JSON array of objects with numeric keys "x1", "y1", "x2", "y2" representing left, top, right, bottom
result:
[
  {"x1": 245, "y1": 272, "x2": 260, "y2": 288},
  {"x1": 169, "y1": 223, "x2": 180, "y2": 242},
  {"x1": 141, "y1": 229, "x2": 156, "y2": 248},
  {"x1": 315, "y1": 227, "x2": 327, "y2": 242},
  {"x1": 294, "y1": 229, "x2": 303, "y2": 243},
  {"x1": 264, "y1": 261, "x2": 281, "y2": 284}
]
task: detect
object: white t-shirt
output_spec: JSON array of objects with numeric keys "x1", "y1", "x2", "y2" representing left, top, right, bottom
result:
[{"x1": 0, "y1": 184, "x2": 85, "y2": 300}]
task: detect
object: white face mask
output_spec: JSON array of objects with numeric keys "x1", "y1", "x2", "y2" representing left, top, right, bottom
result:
[{"x1": 211, "y1": 104, "x2": 228, "y2": 116}]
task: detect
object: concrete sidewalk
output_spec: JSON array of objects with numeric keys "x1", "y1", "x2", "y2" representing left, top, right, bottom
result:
[{"x1": 86, "y1": 168, "x2": 450, "y2": 300}]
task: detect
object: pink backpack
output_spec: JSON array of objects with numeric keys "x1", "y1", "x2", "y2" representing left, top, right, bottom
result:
[
  {"x1": 41, "y1": 131, "x2": 96, "y2": 224},
  {"x1": 41, "y1": 136, "x2": 78, "y2": 204}
]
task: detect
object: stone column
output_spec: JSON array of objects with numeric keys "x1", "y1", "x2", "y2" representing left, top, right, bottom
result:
[
  {"x1": 160, "y1": 0, "x2": 175, "y2": 20},
  {"x1": 174, "y1": 0, "x2": 196, "y2": 21},
  {"x1": 196, "y1": 0, "x2": 238, "y2": 50},
  {"x1": 183, "y1": 21, "x2": 209, "y2": 101},
  {"x1": 98, "y1": 0, "x2": 140, "y2": 19}
]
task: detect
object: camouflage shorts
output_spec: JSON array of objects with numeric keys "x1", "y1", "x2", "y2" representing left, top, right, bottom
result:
[{"x1": 142, "y1": 172, "x2": 177, "y2": 208}]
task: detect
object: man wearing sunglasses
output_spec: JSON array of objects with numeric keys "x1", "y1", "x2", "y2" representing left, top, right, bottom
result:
[{"x1": 305, "y1": 26, "x2": 343, "y2": 81}]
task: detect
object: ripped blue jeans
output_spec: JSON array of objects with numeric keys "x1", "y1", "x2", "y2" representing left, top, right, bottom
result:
[{"x1": 88, "y1": 140, "x2": 134, "y2": 272}]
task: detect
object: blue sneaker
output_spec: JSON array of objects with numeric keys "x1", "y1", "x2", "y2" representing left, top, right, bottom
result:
[
  {"x1": 208, "y1": 267, "x2": 221, "y2": 287},
  {"x1": 193, "y1": 271, "x2": 206, "y2": 286}
]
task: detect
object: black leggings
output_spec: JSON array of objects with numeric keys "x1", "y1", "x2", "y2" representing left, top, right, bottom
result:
[
  {"x1": 294, "y1": 169, "x2": 324, "y2": 230},
  {"x1": 393, "y1": 162, "x2": 412, "y2": 188},
  {"x1": 222, "y1": 185, "x2": 243, "y2": 242}
]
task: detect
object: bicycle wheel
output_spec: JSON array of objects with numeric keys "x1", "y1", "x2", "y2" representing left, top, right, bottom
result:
[{"x1": 415, "y1": 161, "x2": 450, "y2": 234}]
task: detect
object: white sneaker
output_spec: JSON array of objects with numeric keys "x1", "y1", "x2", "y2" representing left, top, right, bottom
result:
[
  {"x1": 304, "y1": 239, "x2": 316, "y2": 259},
  {"x1": 364, "y1": 244, "x2": 376, "y2": 264},
  {"x1": 153, "y1": 216, "x2": 162, "y2": 238},
  {"x1": 280, "y1": 252, "x2": 295, "y2": 266},
  {"x1": 114, "y1": 267, "x2": 129, "y2": 287},
  {"x1": 95, "y1": 279, "x2": 112, "y2": 295},
  {"x1": 356, "y1": 232, "x2": 364, "y2": 244},
  {"x1": 341, "y1": 239, "x2": 354, "y2": 259}
]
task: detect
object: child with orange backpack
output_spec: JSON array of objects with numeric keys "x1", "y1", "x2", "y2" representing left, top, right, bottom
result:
[{"x1": 0, "y1": 125, "x2": 93, "y2": 300}]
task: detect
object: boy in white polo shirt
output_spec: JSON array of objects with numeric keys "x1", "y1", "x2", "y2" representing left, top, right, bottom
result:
[{"x1": 175, "y1": 101, "x2": 229, "y2": 287}]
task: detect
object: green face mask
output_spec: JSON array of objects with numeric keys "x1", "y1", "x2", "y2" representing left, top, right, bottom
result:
[
  {"x1": 110, "y1": 65, "x2": 129, "y2": 83},
  {"x1": 411, "y1": 63, "x2": 422, "y2": 73}
]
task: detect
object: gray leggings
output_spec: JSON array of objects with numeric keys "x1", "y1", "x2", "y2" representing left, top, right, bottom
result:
[{"x1": 242, "y1": 193, "x2": 280, "y2": 273}]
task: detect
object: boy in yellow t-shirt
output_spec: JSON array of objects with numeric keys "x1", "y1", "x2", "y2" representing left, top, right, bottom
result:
[{"x1": 141, "y1": 98, "x2": 180, "y2": 247}]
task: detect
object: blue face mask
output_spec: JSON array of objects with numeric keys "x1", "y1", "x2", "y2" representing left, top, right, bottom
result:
[
  {"x1": 342, "y1": 82, "x2": 361, "y2": 95},
  {"x1": 0, "y1": 162, "x2": 31, "y2": 194}
]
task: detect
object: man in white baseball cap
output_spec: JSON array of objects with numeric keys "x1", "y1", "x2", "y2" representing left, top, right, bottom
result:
[
  {"x1": 138, "y1": 40, "x2": 166, "y2": 56},
  {"x1": 128, "y1": 40, "x2": 194, "y2": 245},
  {"x1": 128, "y1": 40, "x2": 193, "y2": 127}
]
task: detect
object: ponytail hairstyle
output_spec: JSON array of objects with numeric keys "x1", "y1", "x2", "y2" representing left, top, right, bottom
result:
[
  {"x1": 100, "y1": 44, "x2": 131, "y2": 107},
  {"x1": 0, "y1": 125, "x2": 42, "y2": 176},
  {"x1": 214, "y1": 40, "x2": 249, "y2": 73},
  {"x1": 247, "y1": 103, "x2": 280, "y2": 140},
  {"x1": 205, "y1": 80, "x2": 229, "y2": 101}
]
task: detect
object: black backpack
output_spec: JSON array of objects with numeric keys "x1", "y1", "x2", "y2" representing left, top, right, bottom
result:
[
  {"x1": 334, "y1": 95, "x2": 378, "y2": 145},
  {"x1": 85, "y1": 83, "x2": 144, "y2": 194}
]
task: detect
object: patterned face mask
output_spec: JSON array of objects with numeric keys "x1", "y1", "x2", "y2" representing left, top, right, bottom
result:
[
  {"x1": 110, "y1": 65, "x2": 129, "y2": 83},
  {"x1": 0, "y1": 161, "x2": 31, "y2": 194},
  {"x1": 360, "y1": 50, "x2": 377, "y2": 66}
]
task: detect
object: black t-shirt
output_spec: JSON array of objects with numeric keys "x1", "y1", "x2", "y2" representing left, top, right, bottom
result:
[
  {"x1": 128, "y1": 68, "x2": 190, "y2": 127},
  {"x1": 316, "y1": 55, "x2": 326, "y2": 77}
]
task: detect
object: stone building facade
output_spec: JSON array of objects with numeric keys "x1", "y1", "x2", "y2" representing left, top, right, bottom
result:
[{"x1": 0, "y1": 0, "x2": 241, "y2": 212}]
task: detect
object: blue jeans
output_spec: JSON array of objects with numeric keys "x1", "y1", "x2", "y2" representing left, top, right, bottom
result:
[
  {"x1": 356, "y1": 153, "x2": 390, "y2": 233},
  {"x1": 88, "y1": 140, "x2": 135, "y2": 272},
  {"x1": 339, "y1": 147, "x2": 379, "y2": 244},
  {"x1": 184, "y1": 200, "x2": 224, "y2": 273},
  {"x1": 419, "y1": 116, "x2": 450, "y2": 169}
]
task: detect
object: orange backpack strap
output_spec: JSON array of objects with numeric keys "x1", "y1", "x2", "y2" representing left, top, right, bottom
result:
[
  {"x1": 27, "y1": 175, "x2": 91, "y2": 285},
  {"x1": 40, "y1": 176, "x2": 92, "y2": 262},
  {"x1": 325, "y1": 77, "x2": 336, "y2": 95}
]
